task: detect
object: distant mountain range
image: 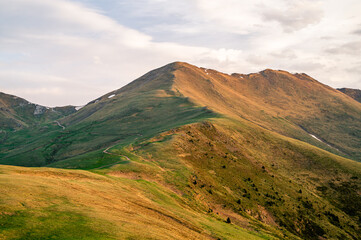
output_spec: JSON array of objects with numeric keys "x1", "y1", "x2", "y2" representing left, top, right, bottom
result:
[
  {"x1": 0, "y1": 92, "x2": 76, "y2": 129},
  {"x1": 0, "y1": 62, "x2": 360, "y2": 240}
]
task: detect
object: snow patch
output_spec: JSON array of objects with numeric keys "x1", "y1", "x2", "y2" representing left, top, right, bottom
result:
[
  {"x1": 75, "y1": 105, "x2": 84, "y2": 111},
  {"x1": 309, "y1": 134, "x2": 340, "y2": 152},
  {"x1": 310, "y1": 134, "x2": 322, "y2": 142},
  {"x1": 108, "y1": 94, "x2": 115, "y2": 99}
]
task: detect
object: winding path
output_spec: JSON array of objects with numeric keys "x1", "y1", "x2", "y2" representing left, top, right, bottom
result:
[
  {"x1": 103, "y1": 145, "x2": 131, "y2": 161},
  {"x1": 99, "y1": 134, "x2": 145, "y2": 169},
  {"x1": 94, "y1": 144, "x2": 132, "y2": 169},
  {"x1": 54, "y1": 120, "x2": 65, "y2": 130}
]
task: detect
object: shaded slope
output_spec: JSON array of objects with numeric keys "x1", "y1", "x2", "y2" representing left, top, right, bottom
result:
[
  {"x1": 0, "y1": 92, "x2": 76, "y2": 130},
  {"x1": 0, "y1": 64, "x2": 216, "y2": 166},
  {"x1": 338, "y1": 88, "x2": 361, "y2": 103}
]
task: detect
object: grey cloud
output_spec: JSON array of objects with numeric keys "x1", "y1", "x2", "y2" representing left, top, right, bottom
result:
[
  {"x1": 325, "y1": 41, "x2": 361, "y2": 55},
  {"x1": 269, "y1": 50, "x2": 297, "y2": 60},
  {"x1": 346, "y1": 63, "x2": 361, "y2": 75},
  {"x1": 352, "y1": 29, "x2": 361, "y2": 35},
  {"x1": 261, "y1": 1, "x2": 323, "y2": 32},
  {"x1": 351, "y1": 24, "x2": 361, "y2": 35},
  {"x1": 288, "y1": 62, "x2": 325, "y2": 72}
]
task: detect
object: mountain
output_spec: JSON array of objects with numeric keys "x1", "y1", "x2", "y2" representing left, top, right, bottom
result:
[
  {"x1": 338, "y1": 88, "x2": 361, "y2": 103},
  {"x1": 0, "y1": 92, "x2": 76, "y2": 130},
  {"x1": 170, "y1": 63, "x2": 361, "y2": 161},
  {"x1": 0, "y1": 62, "x2": 360, "y2": 240}
]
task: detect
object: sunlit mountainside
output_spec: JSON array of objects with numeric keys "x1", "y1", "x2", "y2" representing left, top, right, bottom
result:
[{"x1": 0, "y1": 62, "x2": 360, "y2": 240}]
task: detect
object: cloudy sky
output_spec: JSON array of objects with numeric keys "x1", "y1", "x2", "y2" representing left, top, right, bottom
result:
[{"x1": 1, "y1": 0, "x2": 360, "y2": 106}]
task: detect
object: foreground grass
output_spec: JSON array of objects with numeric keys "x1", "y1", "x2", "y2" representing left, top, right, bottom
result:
[{"x1": 0, "y1": 165, "x2": 274, "y2": 240}]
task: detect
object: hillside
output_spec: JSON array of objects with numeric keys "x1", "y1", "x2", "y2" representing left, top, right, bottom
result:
[
  {"x1": 0, "y1": 165, "x2": 272, "y2": 240},
  {"x1": 1, "y1": 62, "x2": 360, "y2": 165},
  {"x1": 0, "y1": 62, "x2": 361, "y2": 239},
  {"x1": 338, "y1": 88, "x2": 361, "y2": 103},
  {"x1": 0, "y1": 63, "x2": 216, "y2": 166},
  {"x1": 171, "y1": 63, "x2": 361, "y2": 161},
  {"x1": 0, "y1": 92, "x2": 76, "y2": 130},
  {"x1": 126, "y1": 117, "x2": 361, "y2": 239}
]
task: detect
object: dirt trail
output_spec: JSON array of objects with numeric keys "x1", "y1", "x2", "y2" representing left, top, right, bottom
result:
[
  {"x1": 100, "y1": 133, "x2": 149, "y2": 169},
  {"x1": 103, "y1": 146, "x2": 130, "y2": 161},
  {"x1": 54, "y1": 120, "x2": 65, "y2": 130},
  {"x1": 95, "y1": 144, "x2": 131, "y2": 169}
]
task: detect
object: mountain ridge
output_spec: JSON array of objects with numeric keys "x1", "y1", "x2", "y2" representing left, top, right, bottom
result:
[
  {"x1": 0, "y1": 91, "x2": 76, "y2": 130},
  {"x1": 338, "y1": 87, "x2": 361, "y2": 103},
  {"x1": 1, "y1": 62, "x2": 361, "y2": 162},
  {"x1": 0, "y1": 62, "x2": 361, "y2": 239}
]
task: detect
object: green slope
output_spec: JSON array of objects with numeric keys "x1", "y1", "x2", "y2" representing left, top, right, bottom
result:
[
  {"x1": 0, "y1": 64, "x2": 217, "y2": 166},
  {"x1": 0, "y1": 62, "x2": 361, "y2": 239},
  {"x1": 95, "y1": 117, "x2": 361, "y2": 239},
  {"x1": 0, "y1": 92, "x2": 76, "y2": 130}
]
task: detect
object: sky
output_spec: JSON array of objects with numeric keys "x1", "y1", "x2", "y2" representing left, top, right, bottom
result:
[{"x1": 0, "y1": 0, "x2": 361, "y2": 106}]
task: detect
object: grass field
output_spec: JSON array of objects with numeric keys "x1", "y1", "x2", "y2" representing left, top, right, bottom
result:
[
  {"x1": 0, "y1": 165, "x2": 281, "y2": 240},
  {"x1": 116, "y1": 117, "x2": 361, "y2": 239}
]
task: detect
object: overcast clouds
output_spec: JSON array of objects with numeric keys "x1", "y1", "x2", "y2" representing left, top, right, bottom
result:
[{"x1": 0, "y1": 0, "x2": 360, "y2": 106}]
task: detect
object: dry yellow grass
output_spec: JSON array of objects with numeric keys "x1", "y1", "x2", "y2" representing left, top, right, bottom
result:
[
  {"x1": 171, "y1": 62, "x2": 361, "y2": 160},
  {"x1": 0, "y1": 165, "x2": 271, "y2": 240}
]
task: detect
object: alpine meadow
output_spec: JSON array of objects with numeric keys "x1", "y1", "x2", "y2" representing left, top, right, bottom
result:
[{"x1": 1, "y1": 1, "x2": 361, "y2": 240}]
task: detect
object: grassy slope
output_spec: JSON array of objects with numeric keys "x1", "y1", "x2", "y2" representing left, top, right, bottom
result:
[
  {"x1": 0, "y1": 64, "x2": 217, "y2": 166},
  {"x1": 2, "y1": 62, "x2": 360, "y2": 165},
  {"x1": 0, "y1": 165, "x2": 274, "y2": 240},
  {"x1": 0, "y1": 92, "x2": 76, "y2": 130},
  {"x1": 171, "y1": 63, "x2": 361, "y2": 161},
  {"x1": 124, "y1": 117, "x2": 361, "y2": 239},
  {"x1": 49, "y1": 118, "x2": 361, "y2": 239},
  {"x1": 1, "y1": 62, "x2": 361, "y2": 239}
]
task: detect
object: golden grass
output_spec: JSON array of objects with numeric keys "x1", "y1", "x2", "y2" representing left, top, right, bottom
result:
[
  {"x1": 171, "y1": 62, "x2": 361, "y2": 160},
  {"x1": 0, "y1": 165, "x2": 271, "y2": 240},
  {"x1": 130, "y1": 116, "x2": 360, "y2": 239}
]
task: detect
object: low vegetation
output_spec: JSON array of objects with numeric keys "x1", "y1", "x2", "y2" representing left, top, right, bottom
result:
[{"x1": 0, "y1": 62, "x2": 360, "y2": 239}]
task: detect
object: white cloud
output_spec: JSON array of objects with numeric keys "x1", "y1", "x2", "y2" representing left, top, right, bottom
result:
[
  {"x1": 261, "y1": 0, "x2": 324, "y2": 32},
  {"x1": 0, "y1": 0, "x2": 360, "y2": 106}
]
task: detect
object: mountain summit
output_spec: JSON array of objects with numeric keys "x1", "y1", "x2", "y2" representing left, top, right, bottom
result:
[
  {"x1": 61, "y1": 61, "x2": 361, "y2": 160},
  {"x1": 0, "y1": 62, "x2": 360, "y2": 239}
]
